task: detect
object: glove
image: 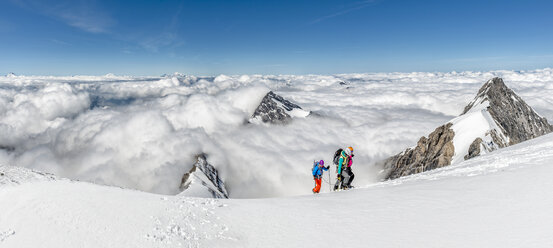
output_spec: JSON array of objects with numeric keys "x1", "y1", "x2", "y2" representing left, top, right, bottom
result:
[
  {"x1": 337, "y1": 175, "x2": 341, "y2": 181},
  {"x1": 325, "y1": 166, "x2": 330, "y2": 169}
]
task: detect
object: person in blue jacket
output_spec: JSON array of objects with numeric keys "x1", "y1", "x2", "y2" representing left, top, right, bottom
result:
[{"x1": 312, "y1": 160, "x2": 329, "y2": 194}]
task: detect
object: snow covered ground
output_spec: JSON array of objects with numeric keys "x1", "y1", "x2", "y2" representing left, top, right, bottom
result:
[
  {"x1": 2, "y1": 69, "x2": 553, "y2": 198},
  {"x1": 1, "y1": 131, "x2": 553, "y2": 247}
]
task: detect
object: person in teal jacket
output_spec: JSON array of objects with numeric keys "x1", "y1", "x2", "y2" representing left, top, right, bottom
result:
[{"x1": 334, "y1": 146, "x2": 354, "y2": 190}]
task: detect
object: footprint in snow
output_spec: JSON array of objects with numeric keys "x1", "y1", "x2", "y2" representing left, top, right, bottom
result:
[{"x1": 0, "y1": 229, "x2": 16, "y2": 242}]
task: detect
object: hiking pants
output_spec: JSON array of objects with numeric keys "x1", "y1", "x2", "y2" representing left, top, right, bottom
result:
[
  {"x1": 343, "y1": 167, "x2": 355, "y2": 187},
  {"x1": 334, "y1": 172, "x2": 347, "y2": 190},
  {"x1": 313, "y1": 178, "x2": 322, "y2": 193}
]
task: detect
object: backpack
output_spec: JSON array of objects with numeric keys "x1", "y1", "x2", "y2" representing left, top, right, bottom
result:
[
  {"x1": 312, "y1": 161, "x2": 319, "y2": 176},
  {"x1": 340, "y1": 153, "x2": 350, "y2": 168},
  {"x1": 333, "y1": 148, "x2": 343, "y2": 165}
]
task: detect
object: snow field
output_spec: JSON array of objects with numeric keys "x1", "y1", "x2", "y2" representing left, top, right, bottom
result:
[
  {"x1": 2, "y1": 132, "x2": 553, "y2": 247},
  {"x1": 0, "y1": 179, "x2": 237, "y2": 248},
  {"x1": 218, "y1": 133, "x2": 553, "y2": 247}
]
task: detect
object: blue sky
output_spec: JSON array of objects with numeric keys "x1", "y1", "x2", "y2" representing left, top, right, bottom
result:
[{"x1": 1, "y1": 0, "x2": 553, "y2": 76}]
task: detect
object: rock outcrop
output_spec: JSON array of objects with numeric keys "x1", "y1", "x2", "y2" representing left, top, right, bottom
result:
[
  {"x1": 250, "y1": 91, "x2": 310, "y2": 124},
  {"x1": 384, "y1": 77, "x2": 552, "y2": 180},
  {"x1": 179, "y1": 154, "x2": 229, "y2": 199},
  {"x1": 385, "y1": 123, "x2": 455, "y2": 179},
  {"x1": 464, "y1": 138, "x2": 484, "y2": 160}
]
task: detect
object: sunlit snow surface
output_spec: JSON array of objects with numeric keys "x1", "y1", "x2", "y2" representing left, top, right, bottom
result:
[
  {"x1": 1, "y1": 132, "x2": 552, "y2": 247},
  {"x1": 1, "y1": 69, "x2": 553, "y2": 197}
]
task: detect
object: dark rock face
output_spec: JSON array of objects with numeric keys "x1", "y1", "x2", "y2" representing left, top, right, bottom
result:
[
  {"x1": 89, "y1": 95, "x2": 139, "y2": 110},
  {"x1": 464, "y1": 138, "x2": 483, "y2": 160},
  {"x1": 463, "y1": 77, "x2": 553, "y2": 147},
  {"x1": 180, "y1": 154, "x2": 229, "y2": 199},
  {"x1": 251, "y1": 91, "x2": 308, "y2": 124},
  {"x1": 385, "y1": 123, "x2": 455, "y2": 179},
  {"x1": 384, "y1": 77, "x2": 553, "y2": 180},
  {"x1": 0, "y1": 145, "x2": 15, "y2": 152}
]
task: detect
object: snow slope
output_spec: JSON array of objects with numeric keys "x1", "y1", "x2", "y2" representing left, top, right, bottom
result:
[
  {"x1": 0, "y1": 165, "x2": 57, "y2": 186},
  {"x1": 449, "y1": 101, "x2": 505, "y2": 164},
  {"x1": 2, "y1": 132, "x2": 553, "y2": 247}
]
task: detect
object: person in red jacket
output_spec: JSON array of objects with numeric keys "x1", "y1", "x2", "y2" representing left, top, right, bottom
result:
[{"x1": 312, "y1": 160, "x2": 329, "y2": 194}]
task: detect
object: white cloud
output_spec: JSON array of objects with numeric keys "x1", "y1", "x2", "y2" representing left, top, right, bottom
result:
[
  {"x1": 9, "y1": 0, "x2": 113, "y2": 33},
  {"x1": 1, "y1": 68, "x2": 553, "y2": 197},
  {"x1": 135, "y1": 3, "x2": 185, "y2": 53},
  {"x1": 310, "y1": 0, "x2": 378, "y2": 24}
]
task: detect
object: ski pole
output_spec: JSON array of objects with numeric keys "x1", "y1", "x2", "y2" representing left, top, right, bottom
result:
[{"x1": 328, "y1": 170, "x2": 331, "y2": 192}]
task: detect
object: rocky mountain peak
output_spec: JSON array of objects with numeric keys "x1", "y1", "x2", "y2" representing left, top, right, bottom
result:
[
  {"x1": 383, "y1": 77, "x2": 553, "y2": 180},
  {"x1": 462, "y1": 77, "x2": 552, "y2": 145},
  {"x1": 463, "y1": 77, "x2": 515, "y2": 114},
  {"x1": 250, "y1": 91, "x2": 310, "y2": 124},
  {"x1": 179, "y1": 154, "x2": 229, "y2": 199}
]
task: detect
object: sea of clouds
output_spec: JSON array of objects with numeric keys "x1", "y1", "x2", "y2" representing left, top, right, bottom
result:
[{"x1": 1, "y1": 69, "x2": 553, "y2": 198}]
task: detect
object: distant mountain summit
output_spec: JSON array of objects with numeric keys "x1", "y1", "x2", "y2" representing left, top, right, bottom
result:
[
  {"x1": 384, "y1": 77, "x2": 553, "y2": 179},
  {"x1": 160, "y1": 72, "x2": 186, "y2": 78},
  {"x1": 178, "y1": 154, "x2": 229, "y2": 199},
  {"x1": 250, "y1": 91, "x2": 310, "y2": 124},
  {"x1": 462, "y1": 77, "x2": 552, "y2": 147}
]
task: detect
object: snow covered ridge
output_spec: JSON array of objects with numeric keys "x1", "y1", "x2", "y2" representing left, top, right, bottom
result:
[
  {"x1": 178, "y1": 154, "x2": 229, "y2": 199},
  {"x1": 384, "y1": 77, "x2": 553, "y2": 179},
  {"x1": 0, "y1": 165, "x2": 57, "y2": 186}
]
